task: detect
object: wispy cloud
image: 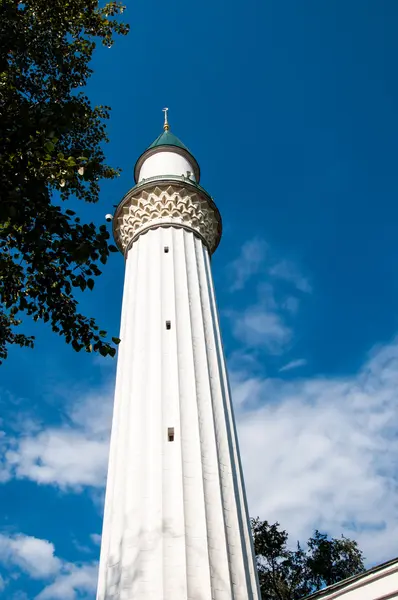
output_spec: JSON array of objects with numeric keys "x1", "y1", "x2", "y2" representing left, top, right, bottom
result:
[
  {"x1": 225, "y1": 239, "x2": 310, "y2": 357},
  {"x1": 270, "y1": 260, "x2": 312, "y2": 293},
  {"x1": 0, "y1": 431, "x2": 11, "y2": 483},
  {"x1": 279, "y1": 358, "x2": 307, "y2": 372},
  {"x1": 36, "y1": 562, "x2": 98, "y2": 600},
  {"x1": 228, "y1": 238, "x2": 267, "y2": 291},
  {"x1": 2, "y1": 388, "x2": 112, "y2": 491},
  {"x1": 227, "y1": 281, "x2": 294, "y2": 355},
  {"x1": 0, "y1": 532, "x2": 98, "y2": 600},
  {"x1": 232, "y1": 338, "x2": 398, "y2": 565},
  {"x1": 230, "y1": 304, "x2": 292, "y2": 355},
  {"x1": 90, "y1": 534, "x2": 101, "y2": 546}
]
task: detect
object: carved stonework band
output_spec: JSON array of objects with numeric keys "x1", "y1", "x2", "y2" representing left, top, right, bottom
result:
[{"x1": 113, "y1": 181, "x2": 222, "y2": 255}]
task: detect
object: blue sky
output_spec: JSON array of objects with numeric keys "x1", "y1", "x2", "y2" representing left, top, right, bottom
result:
[{"x1": 2, "y1": 0, "x2": 398, "y2": 597}]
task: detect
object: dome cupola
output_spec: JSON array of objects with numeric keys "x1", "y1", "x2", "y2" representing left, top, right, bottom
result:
[{"x1": 134, "y1": 108, "x2": 200, "y2": 183}]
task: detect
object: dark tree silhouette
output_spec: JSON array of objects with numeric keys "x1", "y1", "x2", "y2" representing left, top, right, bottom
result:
[
  {"x1": 252, "y1": 518, "x2": 365, "y2": 599},
  {"x1": 0, "y1": 0, "x2": 129, "y2": 362}
]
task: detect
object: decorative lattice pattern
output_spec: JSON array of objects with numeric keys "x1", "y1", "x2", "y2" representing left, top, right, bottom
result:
[{"x1": 114, "y1": 183, "x2": 221, "y2": 254}]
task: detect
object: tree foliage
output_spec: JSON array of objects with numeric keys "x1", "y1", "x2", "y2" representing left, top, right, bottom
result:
[
  {"x1": 252, "y1": 518, "x2": 365, "y2": 600},
  {"x1": 0, "y1": 0, "x2": 129, "y2": 362}
]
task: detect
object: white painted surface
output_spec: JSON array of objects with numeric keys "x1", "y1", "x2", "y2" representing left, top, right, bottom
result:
[
  {"x1": 115, "y1": 183, "x2": 221, "y2": 256},
  {"x1": 96, "y1": 226, "x2": 260, "y2": 600},
  {"x1": 309, "y1": 561, "x2": 398, "y2": 600},
  {"x1": 138, "y1": 150, "x2": 196, "y2": 182}
]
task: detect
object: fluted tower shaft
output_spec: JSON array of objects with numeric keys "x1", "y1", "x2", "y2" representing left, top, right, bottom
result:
[{"x1": 96, "y1": 124, "x2": 260, "y2": 600}]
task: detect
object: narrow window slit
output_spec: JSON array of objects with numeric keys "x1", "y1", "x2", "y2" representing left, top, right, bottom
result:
[
  {"x1": 166, "y1": 320, "x2": 171, "y2": 330},
  {"x1": 164, "y1": 246, "x2": 169, "y2": 253},
  {"x1": 168, "y1": 427, "x2": 175, "y2": 442}
]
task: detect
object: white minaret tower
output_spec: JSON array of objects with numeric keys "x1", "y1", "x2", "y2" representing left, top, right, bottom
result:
[{"x1": 97, "y1": 110, "x2": 261, "y2": 600}]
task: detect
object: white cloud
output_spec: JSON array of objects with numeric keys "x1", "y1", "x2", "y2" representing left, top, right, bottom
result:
[
  {"x1": 230, "y1": 304, "x2": 292, "y2": 354},
  {"x1": 282, "y1": 296, "x2": 300, "y2": 315},
  {"x1": 228, "y1": 282, "x2": 294, "y2": 354},
  {"x1": 279, "y1": 358, "x2": 307, "y2": 372},
  {"x1": 6, "y1": 430, "x2": 108, "y2": 489},
  {"x1": 0, "y1": 532, "x2": 98, "y2": 600},
  {"x1": 0, "y1": 431, "x2": 11, "y2": 483},
  {"x1": 270, "y1": 260, "x2": 312, "y2": 293},
  {"x1": 226, "y1": 242, "x2": 309, "y2": 355},
  {"x1": 0, "y1": 534, "x2": 61, "y2": 579},
  {"x1": 228, "y1": 238, "x2": 267, "y2": 291},
  {"x1": 3, "y1": 388, "x2": 112, "y2": 491},
  {"x1": 233, "y1": 338, "x2": 398, "y2": 565},
  {"x1": 90, "y1": 533, "x2": 101, "y2": 546},
  {"x1": 36, "y1": 563, "x2": 98, "y2": 600}
]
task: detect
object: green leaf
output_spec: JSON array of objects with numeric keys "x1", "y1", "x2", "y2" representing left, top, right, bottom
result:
[
  {"x1": 0, "y1": 0, "x2": 129, "y2": 363},
  {"x1": 112, "y1": 337, "x2": 121, "y2": 344},
  {"x1": 72, "y1": 340, "x2": 82, "y2": 352},
  {"x1": 44, "y1": 141, "x2": 55, "y2": 152},
  {"x1": 99, "y1": 345, "x2": 108, "y2": 357}
]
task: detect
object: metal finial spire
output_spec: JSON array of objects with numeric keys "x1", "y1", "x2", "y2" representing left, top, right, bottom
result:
[{"x1": 162, "y1": 107, "x2": 170, "y2": 131}]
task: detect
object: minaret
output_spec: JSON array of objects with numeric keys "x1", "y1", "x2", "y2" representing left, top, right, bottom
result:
[{"x1": 96, "y1": 111, "x2": 261, "y2": 600}]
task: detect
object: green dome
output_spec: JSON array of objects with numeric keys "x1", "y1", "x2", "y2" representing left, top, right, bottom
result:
[
  {"x1": 134, "y1": 126, "x2": 201, "y2": 183},
  {"x1": 148, "y1": 130, "x2": 190, "y2": 153}
]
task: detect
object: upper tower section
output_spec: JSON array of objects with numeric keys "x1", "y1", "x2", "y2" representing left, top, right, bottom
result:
[
  {"x1": 134, "y1": 108, "x2": 200, "y2": 183},
  {"x1": 113, "y1": 110, "x2": 221, "y2": 256}
]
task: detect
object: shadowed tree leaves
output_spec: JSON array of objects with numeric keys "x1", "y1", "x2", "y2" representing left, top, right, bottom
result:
[
  {"x1": 251, "y1": 518, "x2": 365, "y2": 600},
  {"x1": 0, "y1": 0, "x2": 129, "y2": 362}
]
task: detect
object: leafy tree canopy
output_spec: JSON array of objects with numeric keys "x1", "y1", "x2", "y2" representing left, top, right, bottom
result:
[
  {"x1": 252, "y1": 518, "x2": 365, "y2": 600},
  {"x1": 0, "y1": 0, "x2": 129, "y2": 362}
]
